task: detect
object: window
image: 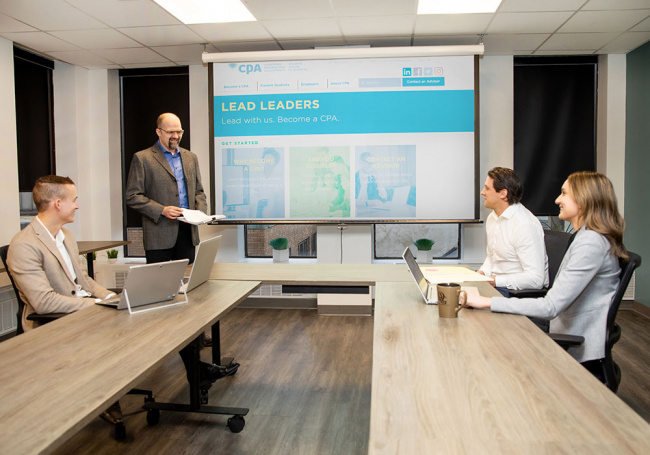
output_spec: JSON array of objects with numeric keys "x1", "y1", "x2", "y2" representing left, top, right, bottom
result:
[
  {"x1": 13, "y1": 47, "x2": 55, "y2": 228},
  {"x1": 245, "y1": 224, "x2": 317, "y2": 258}
]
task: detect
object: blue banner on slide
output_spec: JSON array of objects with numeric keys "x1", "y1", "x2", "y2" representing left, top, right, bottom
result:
[{"x1": 215, "y1": 91, "x2": 474, "y2": 137}]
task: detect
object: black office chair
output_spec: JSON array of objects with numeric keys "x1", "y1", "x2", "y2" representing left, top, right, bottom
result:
[
  {"x1": 509, "y1": 230, "x2": 574, "y2": 299},
  {"x1": 550, "y1": 251, "x2": 641, "y2": 393},
  {"x1": 0, "y1": 244, "x2": 156, "y2": 440}
]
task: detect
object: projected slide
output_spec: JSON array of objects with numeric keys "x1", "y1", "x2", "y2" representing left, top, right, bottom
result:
[{"x1": 213, "y1": 55, "x2": 476, "y2": 221}]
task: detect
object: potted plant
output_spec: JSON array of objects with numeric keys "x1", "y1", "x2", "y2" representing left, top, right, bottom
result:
[
  {"x1": 413, "y1": 238, "x2": 434, "y2": 263},
  {"x1": 107, "y1": 249, "x2": 118, "y2": 264},
  {"x1": 269, "y1": 237, "x2": 289, "y2": 262}
]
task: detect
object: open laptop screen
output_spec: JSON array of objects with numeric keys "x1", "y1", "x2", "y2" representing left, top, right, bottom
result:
[{"x1": 402, "y1": 247, "x2": 429, "y2": 297}]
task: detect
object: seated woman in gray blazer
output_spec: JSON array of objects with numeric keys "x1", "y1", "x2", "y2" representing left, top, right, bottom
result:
[{"x1": 467, "y1": 171, "x2": 627, "y2": 380}]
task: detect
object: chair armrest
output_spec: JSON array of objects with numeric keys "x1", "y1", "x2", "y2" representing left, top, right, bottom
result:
[
  {"x1": 26, "y1": 313, "x2": 68, "y2": 322},
  {"x1": 549, "y1": 333, "x2": 584, "y2": 350},
  {"x1": 509, "y1": 288, "x2": 548, "y2": 298}
]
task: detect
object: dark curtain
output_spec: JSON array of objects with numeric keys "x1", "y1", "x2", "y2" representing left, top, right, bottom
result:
[
  {"x1": 14, "y1": 47, "x2": 54, "y2": 192},
  {"x1": 119, "y1": 67, "x2": 191, "y2": 239},
  {"x1": 514, "y1": 57, "x2": 597, "y2": 215}
]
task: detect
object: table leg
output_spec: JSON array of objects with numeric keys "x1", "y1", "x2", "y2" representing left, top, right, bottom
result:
[
  {"x1": 86, "y1": 253, "x2": 94, "y2": 278},
  {"x1": 211, "y1": 321, "x2": 235, "y2": 367}
]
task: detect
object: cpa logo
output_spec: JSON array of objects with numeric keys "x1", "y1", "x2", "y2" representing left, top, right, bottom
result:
[
  {"x1": 403, "y1": 67, "x2": 411, "y2": 76},
  {"x1": 237, "y1": 64, "x2": 262, "y2": 74}
]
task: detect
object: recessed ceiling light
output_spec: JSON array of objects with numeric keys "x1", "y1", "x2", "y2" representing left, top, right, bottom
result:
[
  {"x1": 154, "y1": 0, "x2": 256, "y2": 24},
  {"x1": 417, "y1": 0, "x2": 503, "y2": 15}
]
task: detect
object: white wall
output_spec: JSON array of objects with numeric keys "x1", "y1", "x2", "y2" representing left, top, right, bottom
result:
[
  {"x1": 597, "y1": 54, "x2": 627, "y2": 214},
  {"x1": 0, "y1": 37, "x2": 20, "y2": 246}
]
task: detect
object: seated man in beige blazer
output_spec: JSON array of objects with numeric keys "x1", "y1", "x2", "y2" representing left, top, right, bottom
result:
[{"x1": 7, "y1": 175, "x2": 234, "y2": 385}]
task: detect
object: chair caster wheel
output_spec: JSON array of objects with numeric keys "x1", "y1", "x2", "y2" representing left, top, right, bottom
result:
[
  {"x1": 200, "y1": 388, "x2": 209, "y2": 405},
  {"x1": 114, "y1": 422, "x2": 126, "y2": 440},
  {"x1": 227, "y1": 415, "x2": 245, "y2": 433},
  {"x1": 146, "y1": 408, "x2": 160, "y2": 426}
]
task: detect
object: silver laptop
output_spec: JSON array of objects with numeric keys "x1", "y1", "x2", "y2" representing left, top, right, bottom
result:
[
  {"x1": 180, "y1": 235, "x2": 222, "y2": 294},
  {"x1": 402, "y1": 247, "x2": 437, "y2": 304},
  {"x1": 97, "y1": 259, "x2": 189, "y2": 313}
]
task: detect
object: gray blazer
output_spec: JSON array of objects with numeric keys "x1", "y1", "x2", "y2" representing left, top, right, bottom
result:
[
  {"x1": 7, "y1": 218, "x2": 112, "y2": 331},
  {"x1": 492, "y1": 228, "x2": 620, "y2": 363},
  {"x1": 125, "y1": 142, "x2": 207, "y2": 251}
]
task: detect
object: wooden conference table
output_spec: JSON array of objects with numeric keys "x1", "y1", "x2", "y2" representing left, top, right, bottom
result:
[
  {"x1": 0, "y1": 279, "x2": 260, "y2": 455},
  {"x1": 209, "y1": 263, "x2": 650, "y2": 454}
]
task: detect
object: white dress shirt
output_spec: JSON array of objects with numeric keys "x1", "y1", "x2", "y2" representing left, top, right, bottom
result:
[{"x1": 479, "y1": 203, "x2": 549, "y2": 290}]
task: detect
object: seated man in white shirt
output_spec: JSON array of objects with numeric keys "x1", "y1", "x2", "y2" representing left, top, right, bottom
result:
[{"x1": 478, "y1": 167, "x2": 549, "y2": 297}]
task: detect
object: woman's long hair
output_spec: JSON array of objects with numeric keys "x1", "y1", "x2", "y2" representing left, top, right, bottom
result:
[{"x1": 567, "y1": 171, "x2": 627, "y2": 259}]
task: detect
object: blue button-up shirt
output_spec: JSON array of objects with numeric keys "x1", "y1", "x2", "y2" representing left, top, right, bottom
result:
[{"x1": 159, "y1": 140, "x2": 189, "y2": 209}]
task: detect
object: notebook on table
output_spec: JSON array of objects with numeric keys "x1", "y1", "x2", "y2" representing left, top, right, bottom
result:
[
  {"x1": 96, "y1": 259, "x2": 189, "y2": 313},
  {"x1": 180, "y1": 235, "x2": 222, "y2": 294},
  {"x1": 402, "y1": 247, "x2": 437, "y2": 304}
]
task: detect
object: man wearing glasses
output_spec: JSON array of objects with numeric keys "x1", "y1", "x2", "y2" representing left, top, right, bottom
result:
[{"x1": 126, "y1": 112, "x2": 206, "y2": 264}]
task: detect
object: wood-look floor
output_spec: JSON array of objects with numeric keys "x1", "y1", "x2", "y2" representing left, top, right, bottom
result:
[{"x1": 53, "y1": 308, "x2": 649, "y2": 455}]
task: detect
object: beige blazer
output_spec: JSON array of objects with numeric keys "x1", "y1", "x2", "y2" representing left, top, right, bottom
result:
[
  {"x1": 7, "y1": 218, "x2": 112, "y2": 331},
  {"x1": 125, "y1": 142, "x2": 207, "y2": 251}
]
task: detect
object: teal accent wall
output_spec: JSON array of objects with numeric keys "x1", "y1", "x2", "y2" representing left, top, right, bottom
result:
[{"x1": 625, "y1": 41, "x2": 650, "y2": 306}]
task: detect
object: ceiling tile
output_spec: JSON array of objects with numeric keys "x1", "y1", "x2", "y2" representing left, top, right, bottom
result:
[
  {"x1": 64, "y1": 0, "x2": 181, "y2": 28},
  {"x1": 214, "y1": 40, "x2": 282, "y2": 52},
  {"x1": 263, "y1": 18, "x2": 342, "y2": 40},
  {"x1": 631, "y1": 15, "x2": 650, "y2": 31},
  {"x1": 559, "y1": 10, "x2": 648, "y2": 33},
  {"x1": 539, "y1": 32, "x2": 620, "y2": 51},
  {"x1": 151, "y1": 43, "x2": 218, "y2": 62},
  {"x1": 347, "y1": 36, "x2": 412, "y2": 47},
  {"x1": 1, "y1": 0, "x2": 106, "y2": 31},
  {"x1": 499, "y1": 0, "x2": 586, "y2": 12},
  {"x1": 0, "y1": 13, "x2": 36, "y2": 33},
  {"x1": 1, "y1": 31, "x2": 79, "y2": 52},
  {"x1": 415, "y1": 14, "x2": 491, "y2": 35},
  {"x1": 46, "y1": 49, "x2": 115, "y2": 67},
  {"x1": 279, "y1": 38, "x2": 347, "y2": 49},
  {"x1": 599, "y1": 31, "x2": 650, "y2": 52},
  {"x1": 118, "y1": 25, "x2": 205, "y2": 47},
  {"x1": 50, "y1": 29, "x2": 141, "y2": 49},
  {"x1": 583, "y1": 0, "x2": 650, "y2": 11},
  {"x1": 483, "y1": 33, "x2": 549, "y2": 52},
  {"x1": 242, "y1": 0, "x2": 334, "y2": 21},
  {"x1": 412, "y1": 35, "x2": 478, "y2": 46},
  {"x1": 188, "y1": 22, "x2": 273, "y2": 42},
  {"x1": 489, "y1": 12, "x2": 573, "y2": 33},
  {"x1": 93, "y1": 47, "x2": 170, "y2": 64},
  {"x1": 331, "y1": 0, "x2": 417, "y2": 17},
  {"x1": 340, "y1": 15, "x2": 414, "y2": 37},
  {"x1": 534, "y1": 50, "x2": 595, "y2": 55}
]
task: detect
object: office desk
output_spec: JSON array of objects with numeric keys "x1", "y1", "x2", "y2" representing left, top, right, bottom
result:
[
  {"x1": 77, "y1": 240, "x2": 130, "y2": 278},
  {"x1": 0, "y1": 280, "x2": 260, "y2": 455},
  {"x1": 369, "y1": 282, "x2": 650, "y2": 453}
]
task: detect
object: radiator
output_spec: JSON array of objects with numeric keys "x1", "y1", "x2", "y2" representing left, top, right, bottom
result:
[{"x1": 0, "y1": 286, "x2": 18, "y2": 336}]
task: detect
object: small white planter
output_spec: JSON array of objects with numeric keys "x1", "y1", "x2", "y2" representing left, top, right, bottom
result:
[
  {"x1": 416, "y1": 249, "x2": 432, "y2": 264},
  {"x1": 272, "y1": 248, "x2": 289, "y2": 263},
  {"x1": 108, "y1": 258, "x2": 117, "y2": 264}
]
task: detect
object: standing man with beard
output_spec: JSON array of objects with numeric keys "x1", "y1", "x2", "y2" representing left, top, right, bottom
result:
[{"x1": 126, "y1": 112, "x2": 206, "y2": 265}]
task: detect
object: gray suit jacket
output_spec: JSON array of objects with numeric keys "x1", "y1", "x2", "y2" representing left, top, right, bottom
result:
[
  {"x1": 125, "y1": 142, "x2": 207, "y2": 251},
  {"x1": 492, "y1": 228, "x2": 620, "y2": 362},
  {"x1": 7, "y1": 218, "x2": 112, "y2": 331}
]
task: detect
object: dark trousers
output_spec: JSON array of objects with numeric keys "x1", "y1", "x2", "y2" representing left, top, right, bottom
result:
[
  {"x1": 145, "y1": 222, "x2": 196, "y2": 265},
  {"x1": 145, "y1": 222, "x2": 202, "y2": 374},
  {"x1": 581, "y1": 358, "x2": 606, "y2": 384}
]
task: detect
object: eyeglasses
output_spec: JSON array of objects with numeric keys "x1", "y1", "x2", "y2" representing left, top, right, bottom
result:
[{"x1": 158, "y1": 128, "x2": 184, "y2": 135}]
